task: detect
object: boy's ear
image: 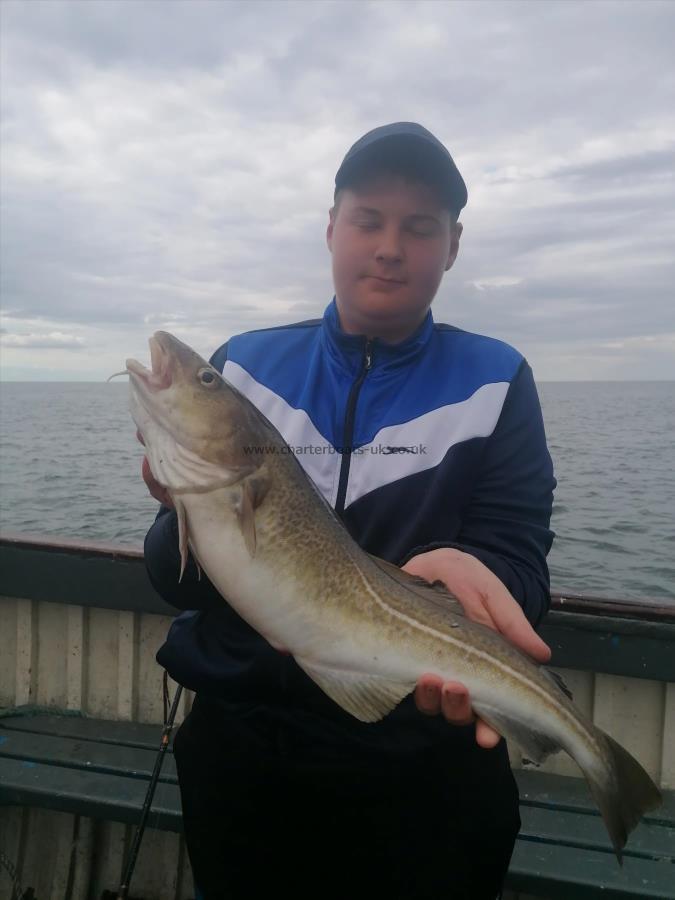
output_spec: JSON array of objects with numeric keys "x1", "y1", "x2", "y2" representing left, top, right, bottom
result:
[
  {"x1": 327, "y1": 207, "x2": 336, "y2": 250},
  {"x1": 445, "y1": 221, "x2": 463, "y2": 271}
]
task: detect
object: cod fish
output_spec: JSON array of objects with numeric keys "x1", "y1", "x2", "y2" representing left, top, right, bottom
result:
[{"x1": 125, "y1": 331, "x2": 661, "y2": 861}]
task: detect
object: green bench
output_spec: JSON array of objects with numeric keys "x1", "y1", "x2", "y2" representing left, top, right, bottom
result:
[
  {"x1": 0, "y1": 713, "x2": 182, "y2": 834},
  {"x1": 1, "y1": 713, "x2": 674, "y2": 899},
  {"x1": 509, "y1": 769, "x2": 675, "y2": 899}
]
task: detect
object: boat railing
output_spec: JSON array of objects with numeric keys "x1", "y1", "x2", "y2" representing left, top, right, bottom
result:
[{"x1": 1, "y1": 530, "x2": 673, "y2": 737}]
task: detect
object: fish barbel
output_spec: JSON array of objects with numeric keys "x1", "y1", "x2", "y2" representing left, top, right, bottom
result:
[{"x1": 125, "y1": 331, "x2": 661, "y2": 861}]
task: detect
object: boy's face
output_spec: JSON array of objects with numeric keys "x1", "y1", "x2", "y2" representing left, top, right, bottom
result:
[{"x1": 326, "y1": 174, "x2": 462, "y2": 340}]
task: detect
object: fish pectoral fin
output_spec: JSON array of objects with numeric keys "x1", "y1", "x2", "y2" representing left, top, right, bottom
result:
[
  {"x1": 294, "y1": 658, "x2": 415, "y2": 723},
  {"x1": 246, "y1": 471, "x2": 270, "y2": 508},
  {"x1": 175, "y1": 498, "x2": 189, "y2": 582},
  {"x1": 234, "y1": 473, "x2": 270, "y2": 558},
  {"x1": 472, "y1": 703, "x2": 561, "y2": 765},
  {"x1": 234, "y1": 482, "x2": 255, "y2": 556}
]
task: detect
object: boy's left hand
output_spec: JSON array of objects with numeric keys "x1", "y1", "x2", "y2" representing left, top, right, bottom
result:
[{"x1": 402, "y1": 547, "x2": 551, "y2": 748}]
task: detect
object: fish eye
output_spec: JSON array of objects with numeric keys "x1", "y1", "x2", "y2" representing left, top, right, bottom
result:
[{"x1": 198, "y1": 367, "x2": 217, "y2": 386}]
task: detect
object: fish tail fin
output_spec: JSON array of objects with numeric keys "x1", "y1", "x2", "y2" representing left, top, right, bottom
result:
[{"x1": 584, "y1": 728, "x2": 661, "y2": 863}]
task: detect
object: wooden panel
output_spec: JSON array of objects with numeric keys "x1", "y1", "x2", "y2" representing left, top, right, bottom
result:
[
  {"x1": 593, "y1": 674, "x2": 665, "y2": 782},
  {"x1": 85, "y1": 607, "x2": 120, "y2": 718},
  {"x1": 129, "y1": 828, "x2": 181, "y2": 899},
  {"x1": 36, "y1": 600, "x2": 68, "y2": 709},
  {"x1": 178, "y1": 840, "x2": 196, "y2": 900},
  {"x1": 15, "y1": 598, "x2": 37, "y2": 707},
  {"x1": 90, "y1": 820, "x2": 127, "y2": 897},
  {"x1": 137, "y1": 613, "x2": 174, "y2": 724},
  {"x1": 117, "y1": 609, "x2": 139, "y2": 720},
  {"x1": 9, "y1": 809, "x2": 95, "y2": 900},
  {"x1": 0, "y1": 596, "x2": 17, "y2": 706},
  {"x1": 18, "y1": 808, "x2": 74, "y2": 899},
  {"x1": 0, "y1": 806, "x2": 26, "y2": 894},
  {"x1": 662, "y1": 682, "x2": 675, "y2": 790},
  {"x1": 66, "y1": 604, "x2": 86, "y2": 711},
  {"x1": 69, "y1": 816, "x2": 95, "y2": 900}
]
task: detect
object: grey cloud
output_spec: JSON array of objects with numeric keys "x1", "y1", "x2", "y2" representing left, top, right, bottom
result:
[
  {"x1": 1, "y1": 331, "x2": 86, "y2": 349},
  {"x1": 550, "y1": 149, "x2": 674, "y2": 186},
  {"x1": 1, "y1": 1, "x2": 286, "y2": 74},
  {"x1": 1, "y1": 0, "x2": 674, "y2": 379}
]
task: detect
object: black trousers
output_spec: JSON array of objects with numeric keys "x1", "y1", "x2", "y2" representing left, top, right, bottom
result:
[{"x1": 174, "y1": 698, "x2": 520, "y2": 900}]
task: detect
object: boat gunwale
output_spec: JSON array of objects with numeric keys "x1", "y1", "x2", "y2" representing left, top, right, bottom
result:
[{"x1": 1, "y1": 530, "x2": 673, "y2": 621}]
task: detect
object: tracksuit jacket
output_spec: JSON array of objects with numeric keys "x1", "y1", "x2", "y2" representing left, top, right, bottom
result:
[{"x1": 147, "y1": 297, "x2": 556, "y2": 756}]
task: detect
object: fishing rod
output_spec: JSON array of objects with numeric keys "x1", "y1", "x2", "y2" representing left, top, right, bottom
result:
[
  {"x1": 117, "y1": 672, "x2": 183, "y2": 900},
  {"x1": 0, "y1": 849, "x2": 24, "y2": 900}
]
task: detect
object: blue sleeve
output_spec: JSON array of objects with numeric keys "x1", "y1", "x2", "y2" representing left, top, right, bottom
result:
[
  {"x1": 403, "y1": 361, "x2": 556, "y2": 626},
  {"x1": 142, "y1": 341, "x2": 230, "y2": 612}
]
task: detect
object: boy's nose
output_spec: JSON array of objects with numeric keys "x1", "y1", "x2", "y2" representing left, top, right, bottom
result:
[{"x1": 375, "y1": 227, "x2": 403, "y2": 263}]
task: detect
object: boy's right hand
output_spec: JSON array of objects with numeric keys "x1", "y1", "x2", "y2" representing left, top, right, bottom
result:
[{"x1": 137, "y1": 430, "x2": 174, "y2": 508}]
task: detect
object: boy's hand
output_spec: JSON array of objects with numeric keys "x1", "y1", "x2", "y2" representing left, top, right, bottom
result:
[
  {"x1": 137, "y1": 430, "x2": 174, "y2": 508},
  {"x1": 402, "y1": 547, "x2": 550, "y2": 748}
]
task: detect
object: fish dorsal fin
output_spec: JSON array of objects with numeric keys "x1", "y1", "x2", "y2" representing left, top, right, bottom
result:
[
  {"x1": 234, "y1": 472, "x2": 270, "y2": 557},
  {"x1": 471, "y1": 700, "x2": 562, "y2": 766},
  {"x1": 294, "y1": 657, "x2": 416, "y2": 723},
  {"x1": 542, "y1": 667, "x2": 574, "y2": 700},
  {"x1": 367, "y1": 554, "x2": 466, "y2": 618}
]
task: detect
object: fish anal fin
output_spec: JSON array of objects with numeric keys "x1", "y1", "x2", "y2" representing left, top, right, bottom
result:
[
  {"x1": 472, "y1": 702, "x2": 562, "y2": 765},
  {"x1": 295, "y1": 657, "x2": 415, "y2": 723}
]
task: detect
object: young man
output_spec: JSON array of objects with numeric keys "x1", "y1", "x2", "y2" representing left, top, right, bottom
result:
[{"x1": 143, "y1": 123, "x2": 556, "y2": 899}]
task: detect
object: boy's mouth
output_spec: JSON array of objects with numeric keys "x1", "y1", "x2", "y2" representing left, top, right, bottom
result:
[
  {"x1": 364, "y1": 276, "x2": 407, "y2": 292},
  {"x1": 363, "y1": 275, "x2": 407, "y2": 285}
]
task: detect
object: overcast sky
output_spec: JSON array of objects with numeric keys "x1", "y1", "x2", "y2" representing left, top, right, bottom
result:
[{"x1": 1, "y1": 0, "x2": 673, "y2": 381}]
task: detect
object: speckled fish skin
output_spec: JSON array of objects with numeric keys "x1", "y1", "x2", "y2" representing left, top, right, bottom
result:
[{"x1": 126, "y1": 331, "x2": 661, "y2": 862}]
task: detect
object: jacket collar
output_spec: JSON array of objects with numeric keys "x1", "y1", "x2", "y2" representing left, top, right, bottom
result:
[{"x1": 320, "y1": 297, "x2": 434, "y2": 377}]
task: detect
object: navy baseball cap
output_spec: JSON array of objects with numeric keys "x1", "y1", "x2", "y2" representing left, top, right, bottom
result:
[{"x1": 335, "y1": 122, "x2": 468, "y2": 216}]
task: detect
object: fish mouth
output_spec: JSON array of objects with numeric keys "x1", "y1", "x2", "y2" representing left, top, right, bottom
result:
[{"x1": 126, "y1": 334, "x2": 172, "y2": 392}]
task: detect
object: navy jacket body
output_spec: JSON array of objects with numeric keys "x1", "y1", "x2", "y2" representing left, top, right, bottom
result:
[{"x1": 148, "y1": 299, "x2": 556, "y2": 755}]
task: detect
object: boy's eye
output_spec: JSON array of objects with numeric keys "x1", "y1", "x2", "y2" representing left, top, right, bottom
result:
[{"x1": 408, "y1": 222, "x2": 438, "y2": 237}]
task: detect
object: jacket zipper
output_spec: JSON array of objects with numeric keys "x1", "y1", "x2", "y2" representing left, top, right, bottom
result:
[{"x1": 335, "y1": 339, "x2": 373, "y2": 515}]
